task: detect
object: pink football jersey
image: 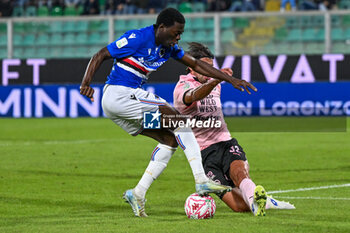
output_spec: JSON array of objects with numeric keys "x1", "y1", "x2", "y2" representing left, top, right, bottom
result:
[{"x1": 173, "y1": 73, "x2": 231, "y2": 150}]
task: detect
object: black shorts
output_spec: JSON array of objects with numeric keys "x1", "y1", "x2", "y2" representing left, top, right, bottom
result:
[{"x1": 201, "y1": 138, "x2": 247, "y2": 197}]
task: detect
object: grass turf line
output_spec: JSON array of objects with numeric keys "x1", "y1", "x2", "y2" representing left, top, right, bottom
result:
[{"x1": 0, "y1": 118, "x2": 349, "y2": 233}]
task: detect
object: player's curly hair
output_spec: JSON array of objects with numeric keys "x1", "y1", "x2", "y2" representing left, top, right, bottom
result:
[
  {"x1": 186, "y1": 42, "x2": 214, "y2": 73},
  {"x1": 187, "y1": 42, "x2": 214, "y2": 60},
  {"x1": 155, "y1": 8, "x2": 185, "y2": 28}
]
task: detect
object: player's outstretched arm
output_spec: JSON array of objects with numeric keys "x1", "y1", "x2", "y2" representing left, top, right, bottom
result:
[
  {"x1": 80, "y1": 47, "x2": 112, "y2": 101},
  {"x1": 179, "y1": 53, "x2": 257, "y2": 94},
  {"x1": 183, "y1": 68, "x2": 232, "y2": 105},
  {"x1": 183, "y1": 79, "x2": 220, "y2": 105}
]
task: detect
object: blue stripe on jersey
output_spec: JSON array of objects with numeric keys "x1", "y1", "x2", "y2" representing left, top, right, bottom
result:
[
  {"x1": 138, "y1": 97, "x2": 165, "y2": 106},
  {"x1": 106, "y1": 25, "x2": 185, "y2": 88}
]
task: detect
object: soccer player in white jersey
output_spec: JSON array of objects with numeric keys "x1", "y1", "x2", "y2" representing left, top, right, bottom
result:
[
  {"x1": 174, "y1": 42, "x2": 295, "y2": 216},
  {"x1": 80, "y1": 8, "x2": 257, "y2": 217}
]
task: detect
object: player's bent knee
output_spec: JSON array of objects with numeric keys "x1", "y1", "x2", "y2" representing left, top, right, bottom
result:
[
  {"x1": 162, "y1": 134, "x2": 178, "y2": 148},
  {"x1": 155, "y1": 143, "x2": 177, "y2": 164}
]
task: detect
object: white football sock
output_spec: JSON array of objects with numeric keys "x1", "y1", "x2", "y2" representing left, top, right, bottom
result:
[
  {"x1": 174, "y1": 127, "x2": 209, "y2": 184},
  {"x1": 134, "y1": 144, "x2": 176, "y2": 198}
]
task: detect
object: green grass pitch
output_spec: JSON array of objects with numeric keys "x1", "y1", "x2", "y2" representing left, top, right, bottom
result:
[{"x1": 0, "y1": 118, "x2": 349, "y2": 233}]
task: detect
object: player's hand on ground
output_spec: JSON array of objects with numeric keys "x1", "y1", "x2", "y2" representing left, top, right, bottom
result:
[
  {"x1": 230, "y1": 78, "x2": 257, "y2": 94},
  {"x1": 80, "y1": 85, "x2": 95, "y2": 102}
]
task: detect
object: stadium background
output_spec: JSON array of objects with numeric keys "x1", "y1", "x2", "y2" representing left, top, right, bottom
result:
[
  {"x1": 1, "y1": 1, "x2": 350, "y2": 117},
  {"x1": 1, "y1": 1, "x2": 350, "y2": 233}
]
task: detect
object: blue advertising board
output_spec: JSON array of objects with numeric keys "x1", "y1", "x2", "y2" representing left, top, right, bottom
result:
[{"x1": 0, "y1": 82, "x2": 349, "y2": 117}]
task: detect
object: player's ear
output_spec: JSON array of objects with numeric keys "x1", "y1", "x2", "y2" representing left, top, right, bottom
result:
[
  {"x1": 187, "y1": 67, "x2": 194, "y2": 74},
  {"x1": 158, "y1": 23, "x2": 166, "y2": 30}
]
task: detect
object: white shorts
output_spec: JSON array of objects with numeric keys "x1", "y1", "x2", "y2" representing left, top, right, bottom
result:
[{"x1": 102, "y1": 84, "x2": 166, "y2": 136}]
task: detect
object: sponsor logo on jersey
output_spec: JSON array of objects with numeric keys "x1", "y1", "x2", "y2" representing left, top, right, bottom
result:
[
  {"x1": 183, "y1": 83, "x2": 190, "y2": 90},
  {"x1": 116, "y1": 37, "x2": 128, "y2": 48}
]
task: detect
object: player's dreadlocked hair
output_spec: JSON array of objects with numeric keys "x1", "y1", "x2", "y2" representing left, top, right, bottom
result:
[
  {"x1": 155, "y1": 8, "x2": 185, "y2": 28},
  {"x1": 187, "y1": 42, "x2": 214, "y2": 60}
]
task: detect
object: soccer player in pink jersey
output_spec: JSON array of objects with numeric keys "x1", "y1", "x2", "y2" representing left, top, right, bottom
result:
[{"x1": 174, "y1": 42, "x2": 295, "y2": 216}]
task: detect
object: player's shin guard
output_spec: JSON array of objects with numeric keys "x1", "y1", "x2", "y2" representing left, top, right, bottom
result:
[
  {"x1": 239, "y1": 178, "x2": 256, "y2": 209},
  {"x1": 174, "y1": 127, "x2": 208, "y2": 184},
  {"x1": 134, "y1": 144, "x2": 176, "y2": 198},
  {"x1": 240, "y1": 178, "x2": 267, "y2": 216}
]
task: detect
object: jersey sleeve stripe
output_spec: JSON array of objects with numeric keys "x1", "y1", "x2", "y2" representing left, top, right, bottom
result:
[{"x1": 138, "y1": 98, "x2": 165, "y2": 106}]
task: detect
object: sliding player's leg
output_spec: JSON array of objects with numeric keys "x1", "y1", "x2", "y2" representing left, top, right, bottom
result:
[
  {"x1": 221, "y1": 187, "x2": 250, "y2": 212},
  {"x1": 220, "y1": 181, "x2": 295, "y2": 212},
  {"x1": 211, "y1": 137, "x2": 266, "y2": 216},
  {"x1": 230, "y1": 160, "x2": 267, "y2": 216},
  {"x1": 201, "y1": 139, "x2": 293, "y2": 214}
]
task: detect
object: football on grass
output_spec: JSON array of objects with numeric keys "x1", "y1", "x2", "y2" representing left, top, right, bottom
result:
[{"x1": 184, "y1": 193, "x2": 216, "y2": 219}]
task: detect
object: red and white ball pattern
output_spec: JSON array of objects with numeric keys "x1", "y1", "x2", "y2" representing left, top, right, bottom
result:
[{"x1": 184, "y1": 193, "x2": 216, "y2": 219}]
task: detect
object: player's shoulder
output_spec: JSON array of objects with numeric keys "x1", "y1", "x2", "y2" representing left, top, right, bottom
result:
[
  {"x1": 175, "y1": 75, "x2": 195, "y2": 91},
  {"x1": 174, "y1": 79, "x2": 183, "y2": 89},
  {"x1": 126, "y1": 26, "x2": 154, "y2": 43},
  {"x1": 113, "y1": 27, "x2": 149, "y2": 49},
  {"x1": 122, "y1": 28, "x2": 143, "y2": 40},
  {"x1": 174, "y1": 78, "x2": 185, "y2": 91},
  {"x1": 130, "y1": 25, "x2": 153, "y2": 37}
]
